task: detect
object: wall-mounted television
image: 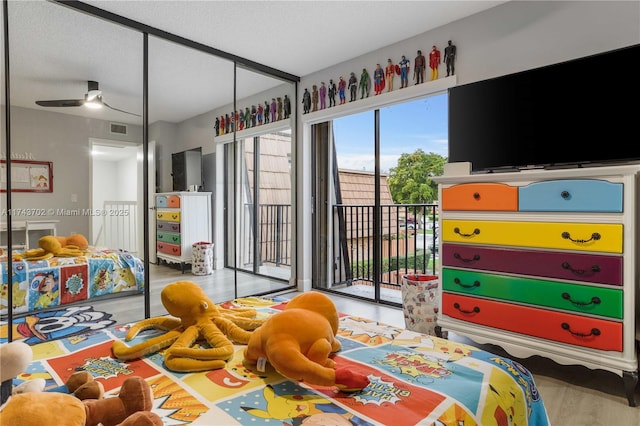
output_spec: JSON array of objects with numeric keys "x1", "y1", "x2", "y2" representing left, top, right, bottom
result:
[{"x1": 448, "y1": 44, "x2": 640, "y2": 173}]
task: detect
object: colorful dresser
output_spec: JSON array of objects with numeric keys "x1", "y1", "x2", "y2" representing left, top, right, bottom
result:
[
  {"x1": 435, "y1": 162, "x2": 639, "y2": 406},
  {"x1": 155, "y1": 191, "x2": 212, "y2": 272}
]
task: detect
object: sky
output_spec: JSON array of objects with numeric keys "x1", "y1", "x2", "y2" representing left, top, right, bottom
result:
[{"x1": 333, "y1": 93, "x2": 448, "y2": 173}]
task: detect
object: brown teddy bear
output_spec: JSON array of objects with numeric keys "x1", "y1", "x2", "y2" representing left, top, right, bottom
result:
[
  {"x1": 1, "y1": 376, "x2": 162, "y2": 426},
  {"x1": 0, "y1": 340, "x2": 161, "y2": 426}
]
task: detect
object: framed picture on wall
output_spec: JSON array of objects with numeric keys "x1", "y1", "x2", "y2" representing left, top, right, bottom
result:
[{"x1": 0, "y1": 160, "x2": 53, "y2": 193}]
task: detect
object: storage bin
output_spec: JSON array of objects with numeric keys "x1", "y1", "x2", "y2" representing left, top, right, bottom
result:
[
  {"x1": 401, "y1": 274, "x2": 444, "y2": 337},
  {"x1": 192, "y1": 241, "x2": 214, "y2": 276}
]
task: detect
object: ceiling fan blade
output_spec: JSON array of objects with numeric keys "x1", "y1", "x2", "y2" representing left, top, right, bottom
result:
[
  {"x1": 36, "y1": 99, "x2": 84, "y2": 107},
  {"x1": 103, "y1": 101, "x2": 141, "y2": 117}
]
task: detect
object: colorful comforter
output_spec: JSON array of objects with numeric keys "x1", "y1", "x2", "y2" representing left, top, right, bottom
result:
[
  {"x1": 0, "y1": 247, "x2": 144, "y2": 315},
  {"x1": 15, "y1": 297, "x2": 549, "y2": 425}
]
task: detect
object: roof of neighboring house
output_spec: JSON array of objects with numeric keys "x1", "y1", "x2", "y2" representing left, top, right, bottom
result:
[
  {"x1": 245, "y1": 138, "x2": 402, "y2": 238},
  {"x1": 337, "y1": 169, "x2": 394, "y2": 206},
  {"x1": 336, "y1": 169, "x2": 400, "y2": 238},
  {"x1": 244, "y1": 131, "x2": 292, "y2": 206}
]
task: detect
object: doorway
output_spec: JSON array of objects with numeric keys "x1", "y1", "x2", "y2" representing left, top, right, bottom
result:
[{"x1": 90, "y1": 138, "x2": 154, "y2": 261}]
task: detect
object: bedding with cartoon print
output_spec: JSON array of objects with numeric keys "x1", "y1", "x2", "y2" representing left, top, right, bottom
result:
[
  {"x1": 0, "y1": 247, "x2": 144, "y2": 315},
  {"x1": 11, "y1": 296, "x2": 550, "y2": 425}
]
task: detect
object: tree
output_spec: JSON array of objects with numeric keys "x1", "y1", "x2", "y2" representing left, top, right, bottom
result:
[{"x1": 388, "y1": 149, "x2": 446, "y2": 204}]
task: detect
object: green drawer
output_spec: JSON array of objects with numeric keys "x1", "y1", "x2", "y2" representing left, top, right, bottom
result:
[
  {"x1": 441, "y1": 268, "x2": 622, "y2": 319},
  {"x1": 156, "y1": 231, "x2": 181, "y2": 245}
]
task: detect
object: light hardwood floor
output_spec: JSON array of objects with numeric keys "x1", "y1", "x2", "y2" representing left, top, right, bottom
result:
[{"x1": 91, "y1": 263, "x2": 640, "y2": 425}]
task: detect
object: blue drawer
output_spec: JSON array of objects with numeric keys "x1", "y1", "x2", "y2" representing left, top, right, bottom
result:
[
  {"x1": 156, "y1": 196, "x2": 168, "y2": 208},
  {"x1": 518, "y1": 179, "x2": 622, "y2": 212}
]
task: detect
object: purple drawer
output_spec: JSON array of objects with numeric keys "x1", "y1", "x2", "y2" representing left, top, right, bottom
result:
[
  {"x1": 442, "y1": 243, "x2": 622, "y2": 286},
  {"x1": 157, "y1": 221, "x2": 180, "y2": 233}
]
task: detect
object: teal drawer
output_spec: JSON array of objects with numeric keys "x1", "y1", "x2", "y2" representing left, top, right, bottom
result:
[
  {"x1": 156, "y1": 231, "x2": 181, "y2": 245},
  {"x1": 518, "y1": 179, "x2": 622, "y2": 212},
  {"x1": 441, "y1": 268, "x2": 622, "y2": 319},
  {"x1": 156, "y1": 196, "x2": 168, "y2": 208}
]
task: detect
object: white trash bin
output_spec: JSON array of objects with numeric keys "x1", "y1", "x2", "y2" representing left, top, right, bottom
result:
[
  {"x1": 401, "y1": 274, "x2": 445, "y2": 337},
  {"x1": 192, "y1": 241, "x2": 214, "y2": 276}
]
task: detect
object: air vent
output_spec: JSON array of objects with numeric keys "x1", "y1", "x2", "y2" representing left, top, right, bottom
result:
[{"x1": 110, "y1": 122, "x2": 128, "y2": 135}]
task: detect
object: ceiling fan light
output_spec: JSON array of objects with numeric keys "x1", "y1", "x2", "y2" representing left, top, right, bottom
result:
[{"x1": 84, "y1": 94, "x2": 103, "y2": 109}]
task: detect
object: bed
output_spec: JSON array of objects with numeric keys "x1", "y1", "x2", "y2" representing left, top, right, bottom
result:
[
  {"x1": 14, "y1": 296, "x2": 549, "y2": 425},
  {"x1": 0, "y1": 247, "x2": 144, "y2": 316}
]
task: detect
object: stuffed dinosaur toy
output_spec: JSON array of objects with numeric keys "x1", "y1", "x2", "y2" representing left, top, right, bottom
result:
[
  {"x1": 14, "y1": 234, "x2": 88, "y2": 261},
  {"x1": 0, "y1": 340, "x2": 162, "y2": 426},
  {"x1": 243, "y1": 292, "x2": 370, "y2": 391}
]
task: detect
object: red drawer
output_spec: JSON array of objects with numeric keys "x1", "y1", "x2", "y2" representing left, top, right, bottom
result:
[
  {"x1": 157, "y1": 241, "x2": 181, "y2": 256},
  {"x1": 442, "y1": 293, "x2": 622, "y2": 351},
  {"x1": 441, "y1": 243, "x2": 623, "y2": 286}
]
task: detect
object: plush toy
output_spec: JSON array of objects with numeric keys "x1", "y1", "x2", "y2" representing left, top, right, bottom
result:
[
  {"x1": 57, "y1": 233, "x2": 90, "y2": 250},
  {"x1": 1, "y1": 377, "x2": 162, "y2": 426},
  {"x1": 15, "y1": 234, "x2": 88, "y2": 261},
  {"x1": 0, "y1": 341, "x2": 32, "y2": 404},
  {"x1": 0, "y1": 341, "x2": 162, "y2": 426},
  {"x1": 113, "y1": 280, "x2": 265, "y2": 372},
  {"x1": 12, "y1": 371, "x2": 105, "y2": 401},
  {"x1": 243, "y1": 292, "x2": 370, "y2": 391}
]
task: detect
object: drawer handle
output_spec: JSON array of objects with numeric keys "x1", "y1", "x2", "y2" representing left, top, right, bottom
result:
[
  {"x1": 561, "y1": 322, "x2": 601, "y2": 338},
  {"x1": 453, "y1": 227, "x2": 480, "y2": 238},
  {"x1": 561, "y1": 190, "x2": 571, "y2": 199},
  {"x1": 473, "y1": 192, "x2": 480, "y2": 200},
  {"x1": 561, "y1": 232, "x2": 601, "y2": 244},
  {"x1": 453, "y1": 253, "x2": 481, "y2": 263},
  {"x1": 453, "y1": 302, "x2": 480, "y2": 314},
  {"x1": 561, "y1": 262, "x2": 601, "y2": 275},
  {"x1": 453, "y1": 277, "x2": 480, "y2": 288},
  {"x1": 561, "y1": 292, "x2": 601, "y2": 306}
]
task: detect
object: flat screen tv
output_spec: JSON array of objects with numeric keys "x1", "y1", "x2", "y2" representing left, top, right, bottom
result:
[{"x1": 448, "y1": 44, "x2": 640, "y2": 173}]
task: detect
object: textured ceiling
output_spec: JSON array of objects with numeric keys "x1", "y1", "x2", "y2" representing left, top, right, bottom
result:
[{"x1": 2, "y1": 1, "x2": 506, "y2": 126}]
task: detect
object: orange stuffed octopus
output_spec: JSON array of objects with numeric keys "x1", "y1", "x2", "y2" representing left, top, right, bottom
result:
[{"x1": 112, "y1": 280, "x2": 264, "y2": 372}]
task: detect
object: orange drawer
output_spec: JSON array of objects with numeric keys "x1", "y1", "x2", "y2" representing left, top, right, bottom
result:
[
  {"x1": 442, "y1": 293, "x2": 622, "y2": 351},
  {"x1": 442, "y1": 183, "x2": 518, "y2": 211},
  {"x1": 157, "y1": 241, "x2": 181, "y2": 256},
  {"x1": 166, "y1": 195, "x2": 181, "y2": 208}
]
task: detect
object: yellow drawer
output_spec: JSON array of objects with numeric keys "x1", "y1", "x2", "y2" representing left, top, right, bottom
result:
[
  {"x1": 156, "y1": 210, "x2": 181, "y2": 222},
  {"x1": 442, "y1": 219, "x2": 623, "y2": 253}
]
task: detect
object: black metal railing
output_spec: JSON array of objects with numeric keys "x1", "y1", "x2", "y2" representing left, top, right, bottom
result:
[
  {"x1": 258, "y1": 203, "x2": 292, "y2": 267},
  {"x1": 333, "y1": 203, "x2": 439, "y2": 289},
  {"x1": 250, "y1": 203, "x2": 439, "y2": 290}
]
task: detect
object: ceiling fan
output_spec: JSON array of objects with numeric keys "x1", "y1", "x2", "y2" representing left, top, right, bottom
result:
[{"x1": 35, "y1": 80, "x2": 140, "y2": 117}]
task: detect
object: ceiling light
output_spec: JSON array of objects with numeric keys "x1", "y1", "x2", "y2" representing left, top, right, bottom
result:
[{"x1": 84, "y1": 91, "x2": 103, "y2": 109}]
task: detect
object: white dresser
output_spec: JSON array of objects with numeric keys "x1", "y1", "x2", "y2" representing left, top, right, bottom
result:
[
  {"x1": 155, "y1": 191, "x2": 212, "y2": 273},
  {"x1": 435, "y1": 162, "x2": 639, "y2": 406}
]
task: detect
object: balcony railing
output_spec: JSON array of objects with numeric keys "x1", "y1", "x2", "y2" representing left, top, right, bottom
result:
[
  {"x1": 249, "y1": 203, "x2": 439, "y2": 290},
  {"x1": 332, "y1": 203, "x2": 439, "y2": 290}
]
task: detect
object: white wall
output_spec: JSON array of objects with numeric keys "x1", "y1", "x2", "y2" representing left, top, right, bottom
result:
[
  {"x1": 294, "y1": 0, "x2": 640, "y2": 291},
  {"x1": 300, "y1": 1, "x2": 639, "y2": 90},
  {"x1": 2, "y1": 106, "x2": 142, "y2": 237}
]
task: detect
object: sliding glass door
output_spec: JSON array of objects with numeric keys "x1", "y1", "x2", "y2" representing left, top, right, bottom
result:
[{"x1": 312, "y1": 94, "x2": 447, "y2": 306}]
